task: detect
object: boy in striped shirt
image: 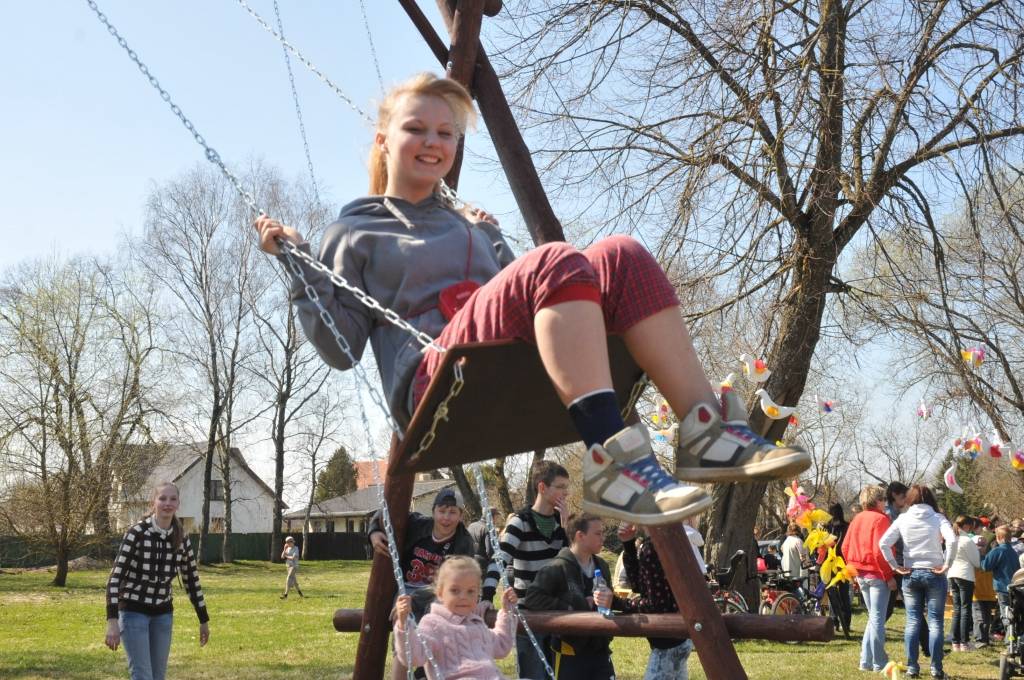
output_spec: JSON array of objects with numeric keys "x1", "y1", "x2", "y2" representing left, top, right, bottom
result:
[{"x1": 491, "y1": 460, "x2": 570, "y2": 680}]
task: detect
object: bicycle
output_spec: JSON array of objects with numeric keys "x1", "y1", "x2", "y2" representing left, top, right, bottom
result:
[
  {"x1": 708, "y1": 549, "x2": 750, "y2": 614},
  {"x1": 759, "y1": 565, "x2": 830, "y2": 632}
]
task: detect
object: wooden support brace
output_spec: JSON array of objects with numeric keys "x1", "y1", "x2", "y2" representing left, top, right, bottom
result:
[
  {"x1": 649, "y1": 524, "x2": 748, "y2": 680},
  {"x1": 352, "y1": 434, "x2": 416, "y2": 680},
  {"x1": 335, "y1": 608, "x2": 835, "y2": 643}
]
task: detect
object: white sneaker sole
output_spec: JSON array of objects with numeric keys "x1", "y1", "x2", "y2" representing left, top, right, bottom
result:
[
  {"x1": 581, "y1": 491, "x2": 713, "y2": 526},
  {"x1": 675, "y1": 450, "x2": 811, "y2": 483}
]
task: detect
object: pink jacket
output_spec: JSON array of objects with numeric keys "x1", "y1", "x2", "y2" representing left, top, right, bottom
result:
[{"x1": 395, "y1": 601, "x2": 516, "y2": 680}]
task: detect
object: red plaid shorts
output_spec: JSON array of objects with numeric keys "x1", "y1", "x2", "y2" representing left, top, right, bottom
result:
[{"x1": 412, "y1": 235, "x2": 678, "y2": 405}]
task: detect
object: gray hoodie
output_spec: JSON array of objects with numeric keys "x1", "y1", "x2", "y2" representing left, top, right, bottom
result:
[{"x1": 286, "y1": 194, "x2": 515, "y2": 426}]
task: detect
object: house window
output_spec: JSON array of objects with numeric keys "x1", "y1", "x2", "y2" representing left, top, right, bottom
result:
[
  {"x1": 346, "y1": 519, "x2": 354, "y2": 533},
  {"x1": 210, "y1": 517, "x2": 225, "y2": 533},
  {"x1": 326, "y1": 521, "x2": 335, "y2": 534},
  {"x1": 210, "y1": 480, "x2": 224, "y2": 501}
]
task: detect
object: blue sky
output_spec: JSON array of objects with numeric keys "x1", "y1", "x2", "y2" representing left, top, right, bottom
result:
[{"x1": 1, "y1": 1, "x2": 518, "y2": 271}]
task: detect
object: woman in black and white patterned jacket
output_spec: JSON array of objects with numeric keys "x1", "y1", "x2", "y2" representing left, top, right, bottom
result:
[{"x1": 104, "y1": 481, "x2": 210, "y2": 680}]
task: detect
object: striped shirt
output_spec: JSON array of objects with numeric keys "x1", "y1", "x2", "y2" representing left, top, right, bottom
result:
[
  {"x1": 491, "y1": 508, "x2": 567, "y2": 601},
  {"x1": 105, "y1": 517, "x2": 209, "y2": 623}
]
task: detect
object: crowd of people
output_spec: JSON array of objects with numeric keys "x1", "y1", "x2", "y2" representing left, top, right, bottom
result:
[{"x1": 796, "y1": 481, "x2": 1024, "y2": 679}]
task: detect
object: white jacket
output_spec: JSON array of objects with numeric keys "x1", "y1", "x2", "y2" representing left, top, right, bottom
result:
[
  {"x1": 781, "y1": 534, "x2": 808, "y2": 580},
  {"x1": 947, "y1": 534, "x2": 980, "y2": 581},
  {"x1": 879, "y1": 505, "x2": 957, "y2": 570}
]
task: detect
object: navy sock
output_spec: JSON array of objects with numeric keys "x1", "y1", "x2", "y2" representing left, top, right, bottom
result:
[{"x1": 568, "y1": 390, "x2": 626, "y2": 449}]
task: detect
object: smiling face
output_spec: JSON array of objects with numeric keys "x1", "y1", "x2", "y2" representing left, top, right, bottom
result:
[
  {"x1": 437, "y1": 569, "x2": 480, "y2": 617},
  {"x1": 376, "y1": 93, "x2": 459, "y2": 203},
  {"x1": 432, "y1": 503, "x2": 463, "y2": 538},
  {"x1": 151, "y1": 483, "x2": 180, "y2": 523}
]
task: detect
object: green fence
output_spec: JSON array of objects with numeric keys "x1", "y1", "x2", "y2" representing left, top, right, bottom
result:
[{"x1": 1, "y1": 532, "x2": 370, "y2": 568}]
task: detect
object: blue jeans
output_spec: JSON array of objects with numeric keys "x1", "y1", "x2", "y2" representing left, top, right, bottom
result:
[
  {"x1": 643, "y1": 640, "x2": 691, "y2": 680},
  {"x1": 517, "y1": 631, "x2": 551, "y2": 680},
  {"x1": 857, "y1": 577, "x2": 890, "y2": 671},
  {"x1": 902, "y1": 570, "x2": 947, "y2": 675},
  {"x1": 949, "y1": 578, "x2": 974, "y2": 644},
  {"x1": 119, "y1": 611, "x2": 173, "y2": 680}
]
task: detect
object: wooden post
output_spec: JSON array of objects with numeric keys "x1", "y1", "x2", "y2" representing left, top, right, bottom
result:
[
  {"x1": 649, "y1": 524, "x2": 748, "y2": 680},
  {"x1": 352, "y1": 434, "x2": 416, "y2": 680},
  {"x1": 440, "y1": 0, "x2": 484, "y2": 190},
  {"x1": 398, "y1": 0, "x2": 566, "y2": 245}
]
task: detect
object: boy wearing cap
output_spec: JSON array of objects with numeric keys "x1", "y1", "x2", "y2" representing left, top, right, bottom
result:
[
  {"x1": 280, "y1": 536, "x2": 303, "y2": 599},
  {"x1": 368, "y1": 487, "x2": 476, "y2": 680}
]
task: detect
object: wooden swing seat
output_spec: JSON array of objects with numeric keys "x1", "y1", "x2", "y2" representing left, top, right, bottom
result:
[{"x1": 392, "y1": 336, "x2": 644, "y2": 475}]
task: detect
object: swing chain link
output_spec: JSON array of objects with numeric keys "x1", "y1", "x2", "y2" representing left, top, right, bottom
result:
[
  {"x1": 411, "y1": 360, "x2": 465, "y2": 458},
  {"x1": 235, "y1": 0, "x2": 373, "y2": 123},
  {"x1": 621, "y1": 373, "x2": 650, "y2": 420},
  {"x1": 470, "y1": 464, "x2": 557, "y2": 680},
  {"x1": 279, "y1": 240, "x2": 445, "y2": 353},
  {"x1": 84, "y1": 0, "x2": 262, "y2": 217},
  {"x1": 272, "y1": 0, "x2": 321, "y2": 205}
]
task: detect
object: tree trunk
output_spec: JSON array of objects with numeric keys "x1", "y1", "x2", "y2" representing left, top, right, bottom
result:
[
  {"x1": 301, "y1": 482, "x2": 316, "y2": 560},
  {"x1": 492, "y1": 458, "x2": 515, "y2": 515},
  {"x1": 706, "y1": 243, "x2": 834, "y2": 608},
  {"x1": 221, "y1": 448, "x2": 233, "y2": 564},
  {"x1": 524, "y1": 449, "x2": 545, "y2": 508},
  {"x1": 447, "y1": 465, "x2": 482, "y2": 518},
  {"x1": 198, "y1": 436, "x2": 216, "y2": 565},
  {"x1": 51, "y1": 543, "x2": 69, "y2": 587},
  {"x1": 272, "y1": 436, "x2": 285, "y2": 563}
]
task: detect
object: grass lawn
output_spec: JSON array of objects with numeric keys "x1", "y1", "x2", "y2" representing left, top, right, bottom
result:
[{"x1": 0, "y1": 560, "x2": 1007, "y2": 679}]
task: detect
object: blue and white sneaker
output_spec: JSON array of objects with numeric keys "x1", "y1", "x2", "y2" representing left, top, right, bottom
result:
[{"x1": 582, "y1": 423, "x2": 712, "y2": 526}]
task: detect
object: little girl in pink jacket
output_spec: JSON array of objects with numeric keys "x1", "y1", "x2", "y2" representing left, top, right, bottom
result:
[{"x1": 395, "y1": 555, "x2": 518, "y2": 680}]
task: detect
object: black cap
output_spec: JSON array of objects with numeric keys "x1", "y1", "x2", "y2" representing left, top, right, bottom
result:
[{"x1": 433, "y1": 488, "x2": 460, "y2": 508}]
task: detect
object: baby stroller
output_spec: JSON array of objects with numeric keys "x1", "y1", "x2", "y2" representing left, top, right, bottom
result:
[{"x1": 1000, "y1": 568, "x2": 1024, "y2": 680}]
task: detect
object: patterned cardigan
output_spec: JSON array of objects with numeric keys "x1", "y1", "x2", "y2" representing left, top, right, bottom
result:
[{"x1": 105, "y1": 517, "x2": 209, "y2": 623}]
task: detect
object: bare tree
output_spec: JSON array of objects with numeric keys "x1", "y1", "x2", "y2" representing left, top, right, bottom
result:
[
  {"x1": 137, "y1": 164, "x2": 260, "y2": 563},
  {"x1": 490, "y1": 0, "x2": 1024, "y2": 602},
  {"x1": 290, "y1": 392, "x2": 345, "y2": 560},
  {"x1": 0, "y1": 257, "x2": 166, "y2": 584},
  {"x1": 247, "y1": 171, "x2": 334, "y2": 562},
  {"x1": 855, "y1": 172, "x2": 1024, "y2": 442}
]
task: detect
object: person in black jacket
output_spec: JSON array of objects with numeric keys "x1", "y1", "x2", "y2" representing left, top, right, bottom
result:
[
  {"x1": 826, "y1": 502, "x2": 852, "y2": 637},
  {"x1": 367, "y1": 487, "x2": 477, "y2": 680},
  {"x1": 525, "y1": 513, "x2": 634, "y2": 679}
]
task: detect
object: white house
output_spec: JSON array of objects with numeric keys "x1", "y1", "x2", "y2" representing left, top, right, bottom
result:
[
  {"x1": 283, "y1": 478, "x2": 455, "y2": 535},
  {"x1": 113, "y1": 444, "x2": 280, "y2": 534}
]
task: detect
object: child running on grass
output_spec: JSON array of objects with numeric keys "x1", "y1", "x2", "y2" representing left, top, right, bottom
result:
[{"x1": 394, "y1": 555, "x2": 518, "y2": 680}]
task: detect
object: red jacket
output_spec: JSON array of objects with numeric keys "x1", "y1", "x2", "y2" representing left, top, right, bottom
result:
[{"x1": 841, "y1": 508, "x2": 894, "y2": 581}]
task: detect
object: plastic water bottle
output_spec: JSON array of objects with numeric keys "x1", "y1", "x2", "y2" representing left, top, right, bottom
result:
[{"x1": 593, "y1": 568, "x2": 613, "y2": 618}]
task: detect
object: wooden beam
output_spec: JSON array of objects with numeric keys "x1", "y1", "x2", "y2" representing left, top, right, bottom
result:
[
  {"x1": 398, "y1": 0, "x2": 565, "y2": 245},
  {"x1": 649, "y1": 524, "x2": 749, "y2": 679},
  {"x1": 334, "y1": 608, "x2": 835, "y2": 643},
  {"x1": 441, "y1": 0, "x2": 485, "y2": 190},
  {"x1": 351, "y1": 434, "x2": 416, "y2": 680}
]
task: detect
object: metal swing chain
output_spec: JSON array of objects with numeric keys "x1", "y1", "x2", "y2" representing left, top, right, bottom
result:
[
  {"x1": 235, "y1": 0, "x2": 373, "y2": 123},
  {"x1": 470, "y1": 463, "x2": 557, "y2": 680},
  {"x1": 271, "y1": 0, "x2": 321, "y2": 205}
]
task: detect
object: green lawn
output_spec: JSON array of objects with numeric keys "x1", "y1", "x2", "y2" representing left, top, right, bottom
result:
[{"x1": 0, "y1": 561, "x2": 1006, "y2": 679}]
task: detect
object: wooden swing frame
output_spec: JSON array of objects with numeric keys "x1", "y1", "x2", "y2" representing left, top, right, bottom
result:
[{"x1": 344, "y1": 3, "x2": 834, "y2": 679}]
